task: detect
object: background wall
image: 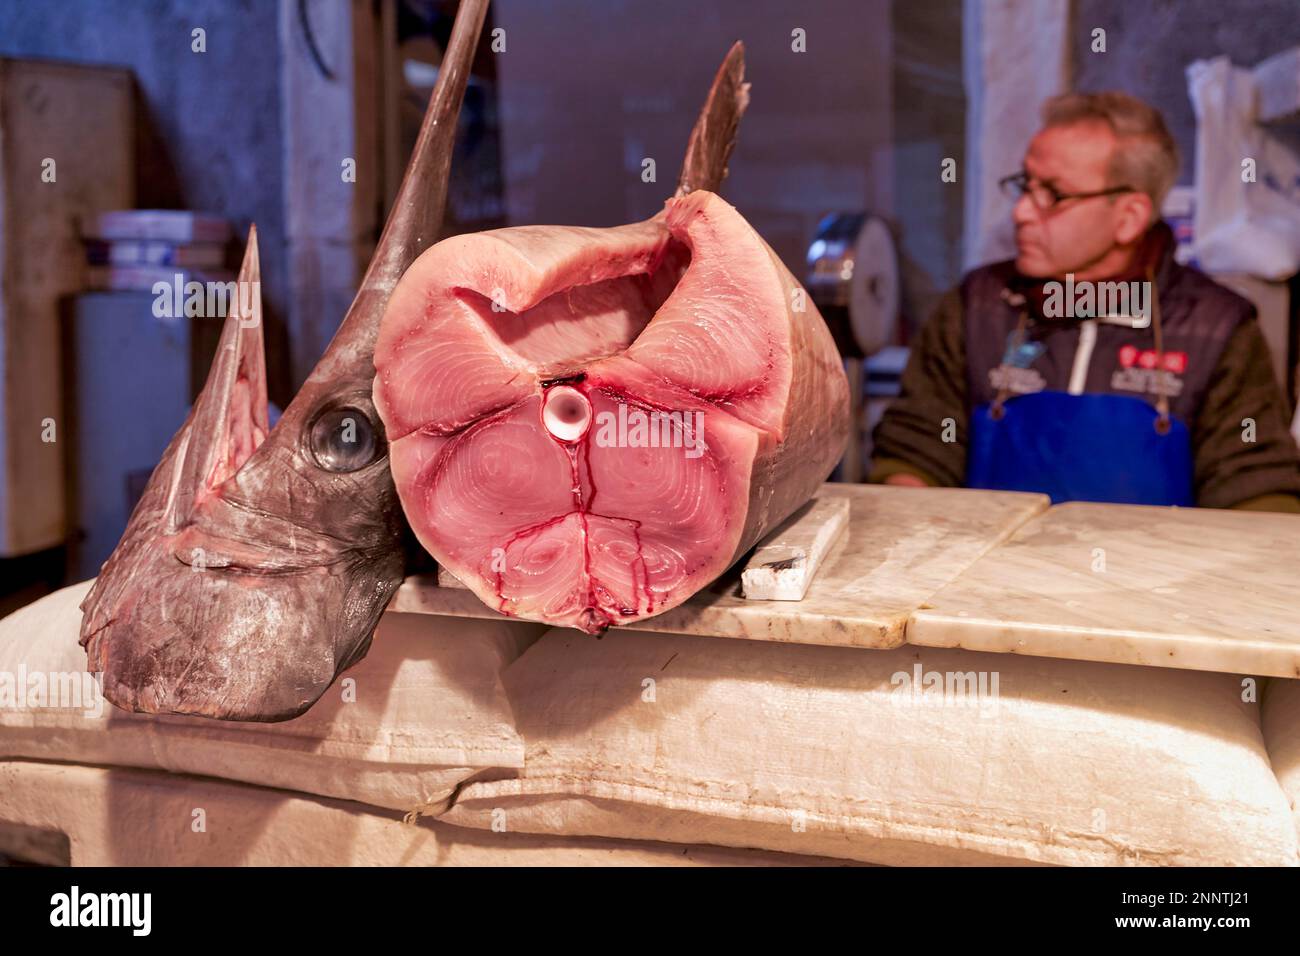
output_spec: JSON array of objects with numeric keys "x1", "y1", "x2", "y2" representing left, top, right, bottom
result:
[
  {"x1": 1072, "y1": 0, "x2": 1300, "y2": 186},
  {"x1": 491, "y1": 0, "x2": 895, "y2": 279},
  {"x1": 0, "y1": 0, "x2": 291, "y2": 400},
  {"x1": 892, "y1": 0, "x2": 964, "y2": 331}
]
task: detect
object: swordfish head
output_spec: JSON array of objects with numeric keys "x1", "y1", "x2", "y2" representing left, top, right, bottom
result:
[{"x1": 79, "y1": 0, "x2": 490, "y2": 721}]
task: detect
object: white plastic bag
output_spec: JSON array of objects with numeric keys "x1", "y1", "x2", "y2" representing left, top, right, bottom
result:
[{"x1": 1188, "y1": 56, "x2": 1300, "y2": 280}]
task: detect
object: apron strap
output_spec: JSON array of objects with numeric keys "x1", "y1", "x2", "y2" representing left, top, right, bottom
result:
[
  {"x1": 990, "y1": 289, "x2": 1029, "y2": 421},
  {"x1": 1147, "y1": 266, "x2": 1172, "y2": 435}
]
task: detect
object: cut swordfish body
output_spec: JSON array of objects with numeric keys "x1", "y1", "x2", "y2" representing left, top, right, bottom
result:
[{"x1": 374, "y1": 190, "x2": 849, "y2": 633}]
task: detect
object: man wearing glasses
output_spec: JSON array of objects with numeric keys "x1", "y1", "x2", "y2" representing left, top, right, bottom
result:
[{"x1": 869, "y1": 91, "x2": 1300, "y2": 511}]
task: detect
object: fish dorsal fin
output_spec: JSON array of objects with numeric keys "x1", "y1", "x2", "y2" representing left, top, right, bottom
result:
[
  {"x1": 167, "y1": 226, "x2": 266, "y2": 531},
  {"x1": 676, "y1": 41, "x2": 750, "y2": 197}
]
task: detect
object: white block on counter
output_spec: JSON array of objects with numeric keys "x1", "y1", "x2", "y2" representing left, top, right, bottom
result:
[{"x1": 741, "y1": 496, "x2": 850, "y2": 601}]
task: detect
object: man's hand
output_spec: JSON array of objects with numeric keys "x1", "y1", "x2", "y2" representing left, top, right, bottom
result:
[{"x1": 866, "y1": 289, "x2": 968, "y2": 488}]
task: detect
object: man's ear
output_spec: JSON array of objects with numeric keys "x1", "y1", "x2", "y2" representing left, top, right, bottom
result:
[{"x1": 1114, "y1": 192, "x2": 1154, "y2": 245}]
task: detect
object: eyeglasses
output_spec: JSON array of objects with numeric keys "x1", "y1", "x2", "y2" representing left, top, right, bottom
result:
[{"x1": 999, "y1": 170, "x2": 1134, "y2": 212}]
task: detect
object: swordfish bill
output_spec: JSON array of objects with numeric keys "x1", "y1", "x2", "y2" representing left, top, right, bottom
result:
[{"x1": 79, "y1": 0, "x2": 489, "y2": 721}]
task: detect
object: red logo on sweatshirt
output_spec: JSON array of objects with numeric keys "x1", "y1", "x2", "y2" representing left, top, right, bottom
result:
[{"x1": 1118, "y1": 345, "x2": 1187, "y2": 374}]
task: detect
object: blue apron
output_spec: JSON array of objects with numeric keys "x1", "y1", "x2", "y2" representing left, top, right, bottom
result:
[{"x1": 968, "y1": 390, "x2": 1194, "y2": 506}]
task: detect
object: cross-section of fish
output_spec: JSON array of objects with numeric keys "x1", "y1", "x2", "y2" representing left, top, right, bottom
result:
[{"x1": 374, "y1": 181, "x2": 848, "y2": 633}]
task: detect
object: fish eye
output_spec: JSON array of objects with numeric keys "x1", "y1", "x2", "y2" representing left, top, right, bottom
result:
[{"x1": 308, "y1": 405, "x2": 382, "y2": 472}]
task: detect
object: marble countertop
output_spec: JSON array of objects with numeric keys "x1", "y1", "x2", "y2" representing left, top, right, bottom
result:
[
  {"x1": 908, "y1": 501, "x2": 1300, "y2": 678},
  {"x1": 391, "y1": 483, "x2": 1050, "y2": 649}
]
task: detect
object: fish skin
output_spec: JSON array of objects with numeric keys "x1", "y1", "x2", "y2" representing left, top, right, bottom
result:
[{"x1": 79, "y1": 26, "x2": 750, "y2": 722}]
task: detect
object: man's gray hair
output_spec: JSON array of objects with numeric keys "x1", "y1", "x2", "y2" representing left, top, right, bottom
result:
[{"x1": 1041, "y1": 91, "x2": 1180, "y2": 220}]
